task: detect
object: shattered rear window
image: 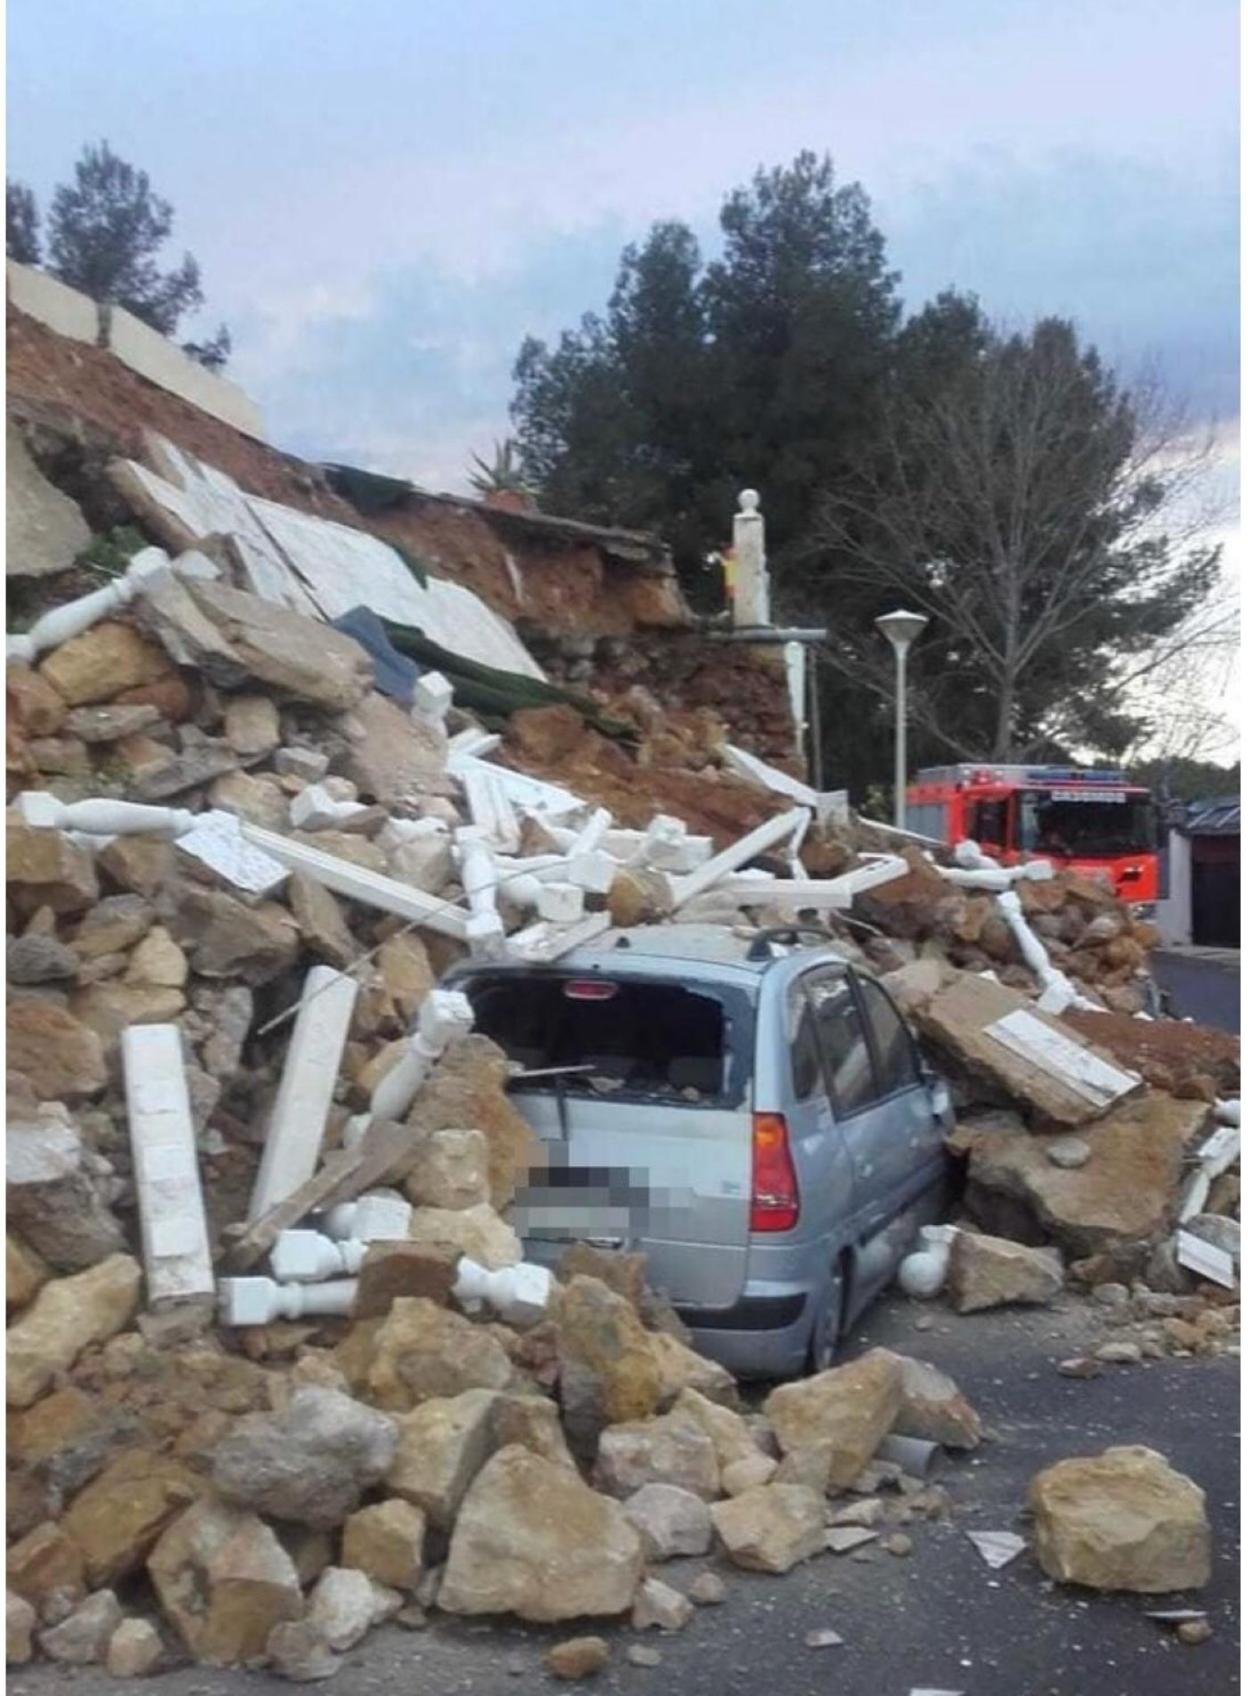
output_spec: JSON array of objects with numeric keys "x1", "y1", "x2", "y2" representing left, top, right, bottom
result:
[{"x1": 461, "y1": 972, "x2": 746, "y2": 1108}]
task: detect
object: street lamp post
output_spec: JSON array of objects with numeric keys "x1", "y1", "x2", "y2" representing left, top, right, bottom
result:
[{"x1": 875, "y1": 608, "x2": 929, "y2": 829}]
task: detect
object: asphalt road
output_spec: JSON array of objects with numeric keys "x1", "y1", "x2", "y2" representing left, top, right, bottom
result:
[
  {"x1": 1151, "y1": 949, "x2": 1240, "y2": 1034},
  {"x1": 19, "y1": 1294, "x2": 1238, "y2": 1696}
]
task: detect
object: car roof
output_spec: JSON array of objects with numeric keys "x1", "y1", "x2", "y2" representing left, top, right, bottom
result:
[{"x1": 559, "y1": 923, "x2": 854, "y2": 979}]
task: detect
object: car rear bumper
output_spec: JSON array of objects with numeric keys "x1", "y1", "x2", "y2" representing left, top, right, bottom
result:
[{"x1": 678, "y1": 1283, "x2": 811, "y2": 1380}]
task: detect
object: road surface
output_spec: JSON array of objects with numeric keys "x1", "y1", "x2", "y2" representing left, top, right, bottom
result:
[
  {"x1": 20, "y1": 1294, "x2": 1237, "y2": 1696},
  {"x1": 1151, "y1": 949, "x2": 1240, "y2": 1035}
]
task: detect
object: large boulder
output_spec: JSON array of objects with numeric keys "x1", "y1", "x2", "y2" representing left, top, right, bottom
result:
[
  {"x1": 364, "y1": 1297, "x2": 514, "y2": 1411},
  {"x1": 405, "y1": 1203, "x2": 521, "y2": 1271},
  {"x1": 709, "y1": 1484, "x2": 825, "y2": 1574},
  {"x1": 947, "y1": 1231, "x2": 1064, "y2": 1314},
  {"x1": 60, "y1": 1448, "x2": 201, "y2": 1585},
  {"x1": 341, "y1": 1500, "x2": 426, "y2": 1593},
  {"x1": 554, "y1": 1276, "x2": 663, "y2": 1462},
  {"x1": 6, "y1": 1109, "x2": 125, "y2": 1270},
  {"x1": 439, "y1": 1445, "x2": 644, "y2": 1621},
  {"x1": 671, "y1": 1388, "x2": 758, "y2": 1471},
  {"x1": 594, "y1": 1408, "x2": 719, "y2": 1500},
  {"x1": 406, "y1": 1035, "x2": 543, "y2": 1210},
  {"x1": 963, "y1": 1093, "x2": 1210, "y2": 1256},
  {"x1": 211, "y1": 1387, "x2": 398, "y2": 1529},
  {"x1": 403, "y1": 1128, "x2": 492, "y2": 1212},
  {"x1": 763, "y1": 1348, "x2": 903, "y2": 1490},
  {"x1": 874, "y1": 1352, "x2": 982, "y2": 1450},
  {"x1": 623, "y1": 1484, "x2": 713, "y2": 1561},
  {"x1": 5, "y1": 1000, "x2": 106, "y2": 1099},
  {"x1": 6, "y1": 1254, "x2": 141, "y2": 1408},
  {"x1": 1027, "y1": 1446, "x2": 1211, "y2": 1592},
  {"x1": 148, "y1": 1498, "x2": 304, "y2": 1665},
  {"x1": 385, "y1": 1389, "x2": 500, "y2": 1530},
  {"x1": 649, "y1": 1332, "x2": 739, "y2": 1409},
  {"x1": 179, "y1": 579, "x2": 373, "y2": 710}
]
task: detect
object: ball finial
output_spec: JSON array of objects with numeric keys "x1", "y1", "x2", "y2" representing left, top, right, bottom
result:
[{"x1": 737, "y1": 488, "x2": 760, "y2": 514}]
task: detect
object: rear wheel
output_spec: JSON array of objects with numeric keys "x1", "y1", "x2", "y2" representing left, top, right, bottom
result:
[{"x1": 807, "y1": 1261, "x2": 846, "y2": 1374}]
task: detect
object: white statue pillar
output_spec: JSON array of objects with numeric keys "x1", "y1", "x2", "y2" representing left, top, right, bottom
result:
[{"x1": 731, "y1": 489, "x2": 769, "y2": 627}]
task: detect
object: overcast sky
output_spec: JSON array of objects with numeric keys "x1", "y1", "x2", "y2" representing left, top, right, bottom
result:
[{"x1": 8, "y1": 0, "x2": 1238, "y2": 501}]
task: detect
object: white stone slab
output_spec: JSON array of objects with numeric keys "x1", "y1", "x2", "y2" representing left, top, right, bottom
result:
[
  {"x1": 984, "y1": 1010, "x2": 1141, "y2": 1108},
  {"x1": 176, "y1": 809, "x2": 290, "y2": 897},
  {"x1": 240, "y1": 824, "x2": 469, "y2": 939},
  {"x1": 122, "y1": 1024, "x2": 214, "y2": 1306}
]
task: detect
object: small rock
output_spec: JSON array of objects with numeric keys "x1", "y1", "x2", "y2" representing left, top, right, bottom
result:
[
  {"x1": 595, "y1": 1409, "x2": 719, "y2": 1500},
  {"x1": 266, "y1": 1619, "x2": 340, "y2": 1681},
  {"x1": 631, "y1": 1577, "x2": 692, "y2": 1632},
  {"x1": 105, "y1": 1617, "x2": 163, "y2": 1677},
  {"x1": 1047, "y1": 1136, "x2": 1091, "y2": 1169},
  {"x1": 687, "y1": 1571, "x2": 726, "y2": 1606},
  {"x1": 1178, "y1": 1618, "x2": 1214, "y2": 1645},
  {"x1": 6, "y1": 934, "x2": 79, "y2": 986},
  {"x1": 1095, "y1": 1341, "x2": 1143, "y2": 1365},
  {"x1": 306, "y1": 1568, "x2": 376, "y2": 1653},
  {"x1": 626, "y1": 1642, "x2": 663, "y2": 1666},
  {"x1": 947, "y1": 1232, "x2": 1064, "y2": 1313},
  {"x1": 545, "y1": 1636, "x2": 610, "y2": 1679},
  {"x1": 341, "y1": 1499, "x2": 425, "y2": 1593},
  {"x1": 623, "y1": 1483, "x2": 713, "y2": 1560},
  {"x1": 7, "y1": 1591, "x2": 36, "y2": 1665},
  {"x1": 6, "y1": 1254, "x2": 141, "y2": 1407},
  {"x1": 804, "y1": 1628, "x2": 844, "y2": 1649},
  {"x1": 1092, "y1": 1282, "x2": 1131, "y2": 1308},
  {"x1": 393, "y1": 1603, "x2": 427, "y2": 1631},
  {"x1": 38, "y1": 1589, "x2": 122, "y2": 1665},
  {"x1": 710, "y1": 1484, "x2": 825, "y2": 1574},
  {"x1": 824, "y1": 1526, "x2": 878, "y2": 1554},
  {"x1": 882, "y1": 1532, "x2": 913, "y2": 1557},
  {"x1": 1057, "y1": 1356, "x2": 1103, "y2": 1378}
]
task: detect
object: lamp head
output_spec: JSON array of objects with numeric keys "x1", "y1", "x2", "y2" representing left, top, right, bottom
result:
[{"x1": 875, "y1": 608, "x2": 929, "y2": 652}]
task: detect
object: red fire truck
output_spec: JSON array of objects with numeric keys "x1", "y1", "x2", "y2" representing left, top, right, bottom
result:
[{"x1": 905, "y1": 764, "x2": 1159, "y2": 904}]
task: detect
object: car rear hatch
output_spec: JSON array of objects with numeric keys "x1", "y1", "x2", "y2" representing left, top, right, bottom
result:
[{"x1": 455, "y1": 965, "x2": 756, "y2": 1309}]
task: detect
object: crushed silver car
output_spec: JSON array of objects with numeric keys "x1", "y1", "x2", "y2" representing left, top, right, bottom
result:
[{"x1": 446, "y1": 923, "x2": 955, "y2": 1379}]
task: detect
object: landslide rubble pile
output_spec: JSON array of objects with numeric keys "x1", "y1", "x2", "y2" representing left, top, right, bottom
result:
[{"x1": 5, "y1": 522, "x2": 1239, "y2": 1676}]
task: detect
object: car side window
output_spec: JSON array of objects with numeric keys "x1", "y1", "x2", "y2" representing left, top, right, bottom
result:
[
  {"x1": 858, "y1": 977, "x2": 920, "y2": 1098},
  {"x1": 807, "y1": 974, "x2": 875, "y2": 1118},
  {"x1": 787, "y1": 982, "x2": 823, "y2": 1101}
]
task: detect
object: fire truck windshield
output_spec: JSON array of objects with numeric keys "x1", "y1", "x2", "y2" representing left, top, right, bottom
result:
[{"x1": 1017, "y1": 789, "x2": 1155, "y2": 859}]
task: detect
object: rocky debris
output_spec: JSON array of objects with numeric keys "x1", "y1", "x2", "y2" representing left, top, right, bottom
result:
[
  {"x1": 405, "y1": 1035, "x2": 543, "y2": 1211},
  {"x1": 39, "y1": 622, "x2": 172, "y2": 706},
  {"x1": 946, "y1": 1231, "x2": 1064, "y2": 1313},
  {"x1": 305, "y1": 1567, "x2": 387, "y2": 1652},
  {"x1": 960, "y1": 1094, "x2": 1209, "y2": 1256},
  {"x1": 403, "y1": 1127, "x2": 492, "y2": 1211},
  {"x1": 38, "y1": 1587, "x2": 123, "y2": 1664},
  {"x1": 7, "y1": 420, "x2": 92, "y2": 578},
  {"x1": 211, "y1": 1387, "x2": 398, "y2": 1529},
  {"x1": 763, "y1": 1349, "x2": 903, "y2": 1490},
  {"x1": 61, "y1": 1448, "x2": 201, "y2": 1586},
  {"x1": 622, "y1": 1483, "x2": 714, "y2": 1560},
  {"x1": 384, "y1": 1390, "x2": 499, "y2": 1530},
  {"x1": 265, "y1": 1617, "x2": 339, "y2": 1681},
  {"x1": 710, "y1": 1483, "x2": 825, "y2": 1574},
  {"x1": 353, "y1": 1241, "x2": 461, "y2": 1319},
  {"x1": 405, "y1": 1203, "x2": 521, "y2": 1272},
  {"x1": 545, "y1": 1635, "x2": 610, "y2": 1679},
  {"x1": 1027, "y1": 1446, "x2": 1211, "y2": 1592},
  {"x1": 438, "y1": 1446, "x2": 644, "y2": 1621},
  {"x1": 915, "y1": 974, "x2": 1140, "y2": 1127}
]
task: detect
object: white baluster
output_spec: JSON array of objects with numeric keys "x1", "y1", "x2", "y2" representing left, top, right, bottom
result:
[
  {"x1": 7, "y1": 547, "x2": 171, "y2": 664},
  {"x1": 456, "y1": 826, "x2": 506, "y2": 955},
  {"x1": 321, "y1": 1189, "x2": 412, "y2": 1242},
  {"x1": 270, "y1": 1230, "x2": 368, "y2": 1283},
  {"x1": 453, "y1": 1257, "x2": 553, "y2": 1326},
  {"x1": 218, "y1": 1275, "x2": 358, "y2": 1325},
  {"x1": 15, "y1": 790, "x2": 196, "y2": 837},
  {"x1": 368, "y1": 989, "x2": 475, "y2": 1123}
]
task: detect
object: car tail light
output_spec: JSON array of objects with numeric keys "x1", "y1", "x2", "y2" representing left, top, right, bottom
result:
[{"x1": 750, "y1": 1112, "x2": 799, "y2": 1232}]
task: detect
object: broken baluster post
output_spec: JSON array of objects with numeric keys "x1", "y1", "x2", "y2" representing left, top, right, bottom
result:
[
  {"x1": 367, "y1": 988, "x2": 475, "y2": 1124},
  {"x1": 247, "y1": 966, "x2": 359, "y2": 1222},
  {"x1": 218, "y1": 1276, "x2": 359, "y2": 1325},
  {"x1": 7, "y1": 547, "x2": 171, "y2": 664},
  {"x1": 456, "y1": 826, "x2": 507, "y2": 956}
]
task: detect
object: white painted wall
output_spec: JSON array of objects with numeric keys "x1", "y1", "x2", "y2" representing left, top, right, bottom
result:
[
  {"x1": 7, "y1": 261, "x2": 265, "y2": 440},
  {"x1": 1154, "y1": 828, "x2": 1192, "y2": 945}
]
